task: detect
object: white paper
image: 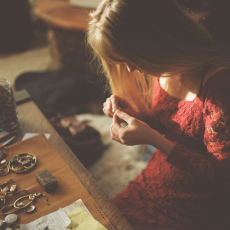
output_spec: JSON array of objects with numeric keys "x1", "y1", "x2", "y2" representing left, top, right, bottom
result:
[
  {"x1": 20, "y1": 209, "x2": 70, "y2": 230},
  {"x1": 61, "y1": 199, "x2": 92, "y2": 216},
  {"x1": 22, "y1": 133, "x2": 50, "y2": 140},
  {"x1": 20, "y1": 199, "x2": 91, "y2": 230},
  {"x1": 67, "y1": 207, "x2": 107, "y2": 230}
]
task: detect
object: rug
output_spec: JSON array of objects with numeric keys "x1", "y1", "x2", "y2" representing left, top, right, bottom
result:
[{"x1": 77, "y1": 114, "x2": 147, "y2": 199}]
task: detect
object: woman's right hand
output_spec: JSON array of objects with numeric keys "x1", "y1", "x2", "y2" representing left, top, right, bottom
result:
[{"x1": 103, "y1": 95, "x2": 140, "y2": 119}]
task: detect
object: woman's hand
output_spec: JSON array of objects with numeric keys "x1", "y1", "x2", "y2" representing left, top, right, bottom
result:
[
  {"x1": 103, "y1": 95, "x2": 140, "y2": 119},
  {"x1": 110, "y1": 109, "x2": 175, "y2": 155},
  {"x1": 110, "y1": 109, "x2": 155, "y2": 146}
]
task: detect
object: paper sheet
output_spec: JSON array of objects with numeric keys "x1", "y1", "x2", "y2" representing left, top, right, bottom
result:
[
  {"x1": 20, "y1": 199, "x2": 92, "y2": 230},
  {"x1": 22, "y1": 133, "x2": 50, "y2": 140},
  {"x1": 19, "y1": 199, "x2": 105, "y2": 230},
  {"x1": 20, "y1": 209, "x2": 70, "y2": 230},
  {"x1": 67, "y1": 207, "x2": 107, "y2": 230},
  {"x1": 61, "y1": 199, "x2": 91, "y2": 216}
]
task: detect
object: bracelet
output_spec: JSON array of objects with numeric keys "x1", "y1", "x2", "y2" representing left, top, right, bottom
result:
[
  {"x1": 14, "y1": 195, "x2": 34, "y2": 209},
  {"x1": 9, "y1": 153, "x2": 36, "y2": 173},
  {"x1": 1, "y1": 204, "x2": 19, "y2": 216},
  {"x1": 14, "y1": 193, "x2": 50, "y2": 209}
]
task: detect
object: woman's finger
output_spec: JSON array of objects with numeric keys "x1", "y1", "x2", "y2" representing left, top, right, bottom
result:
[
  {"x1": 110, "y1": 95, "x2": 119, "y2": 112},
  {"x1": 110, "y1": 124, "x2": 121, "y2": 142},
  {"x1": 103, "y1": 97, "x2": 114, "y2": 117},
  {"x1": 115, "y1": 109, "x2": 133, "y2": 124},
  {"x1": 106, "y1": 97, "x2": 112, "y2": 110}
]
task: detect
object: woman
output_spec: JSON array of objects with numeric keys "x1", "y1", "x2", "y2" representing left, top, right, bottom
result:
[{"x1": 87, "y1": 0, "x2": 230, "y2": 229}]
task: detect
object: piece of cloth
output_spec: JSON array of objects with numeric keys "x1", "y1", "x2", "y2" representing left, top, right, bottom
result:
[
  {"x1": 112, "y1": 69, "x2": 230, "y2": 230},
  {"x1": 14, "y1": 69, "x2": 109, "y2": 116}
]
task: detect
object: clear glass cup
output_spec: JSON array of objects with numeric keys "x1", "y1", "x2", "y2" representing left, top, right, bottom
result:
[{"x1": 0, "y1": 78, "x2": 19, "y2": 132}]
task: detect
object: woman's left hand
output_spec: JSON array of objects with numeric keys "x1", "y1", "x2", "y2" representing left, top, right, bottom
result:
[{"x1": 110, "y1": 109, "x2": 157, "y2": 146}]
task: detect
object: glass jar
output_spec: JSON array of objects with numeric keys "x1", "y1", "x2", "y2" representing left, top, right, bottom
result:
[{"x1": 0, "y1": 78, "x2": 19, "y2": 132}]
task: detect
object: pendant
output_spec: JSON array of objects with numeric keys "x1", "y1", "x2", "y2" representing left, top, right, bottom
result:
[
  {"x1": 9, "y1": 185, "x2": 17, "y2": 193},
  {"x1": 0, "y1": 204, "x2": 19, "y2": 216},
  {"x1": 14, "y1": 195, "x2": 33, "y2": 210},
  {"x1": 1, "y1": 186, "x2": 9, "y2": 194},
  {"x1": 24, "y1": 204, "x2": 36, "y2": 213},
  {"x1": 5, "y1": 213, "x2": 17, "y2": 224}
]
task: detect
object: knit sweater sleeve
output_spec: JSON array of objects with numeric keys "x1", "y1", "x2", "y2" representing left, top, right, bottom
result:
[{"x1": 167, "y1": 72, "x2": 230, "y2": 188}]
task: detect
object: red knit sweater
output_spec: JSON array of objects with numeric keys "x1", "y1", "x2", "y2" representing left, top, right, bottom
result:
[{"x1": 112, "y1": 69, "x2": 230, "y2": 230}]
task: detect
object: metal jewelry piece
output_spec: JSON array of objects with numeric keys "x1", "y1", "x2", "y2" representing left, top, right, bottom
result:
[
  {"x1": 0, "y1": 160, "x2": 7, "y2": 169},
  {"x1": 0, "y1": 179, "x2": 13, "y2": 187},
  {"x1": 9, "y1": 153, "x2": 37, "y2": 173},
  {"x1": 0, "y1": 165, "x2": 10, "y2": 176},
  {"x1": 1, "y1": 192, "x2": 49, "y2": 215},
  {"x1": 13, "y1": 193, "x2": 49, "y2": 209},
  {"x1": 0, "y1": 189, "x2": 28, "y2": 212},
  {"x1": 0, "y1": 196, "x2": 6, "y2": 209},
  {"x1": 1, "y1": 185, "x2": 17, "y2": 195},
  {"x1": 5, "y1": 223, "x2": 20, "y2": 230},
  {"x1": 0, "y1": 159, "x2": 10, "y2": 177},
  {"x1": 0, "y1": 146, "x2": 12, "y2": 163},
  {"x1": 14, "y1": 195, "x2": 34, "y2": 210},
  {"x1": 0, "y1": 219, "x2": 6, "y2": 227},
  {"x1": 5, "y1": 213, "x2": 17, "y2": 224},
  {"x1": 9, "y1": 185, "x2": 17, "y2": 193},
  {"x1": 1, "y1": 186, "x2": 9, "y2": 194},
  {"x1": 0, "y1": 204, "x2": 19, "y2": 216},
  {"x1": 23, "y1": 204, "x2": 36, "y2": 213}
]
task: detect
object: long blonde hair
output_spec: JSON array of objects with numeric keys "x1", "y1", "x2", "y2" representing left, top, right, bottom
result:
[{"x1": 87, "y1": 0, "x2": 230, "y2": 114}]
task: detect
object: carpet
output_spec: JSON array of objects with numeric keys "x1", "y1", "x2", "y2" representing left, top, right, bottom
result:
[{"x1": 77, "y1": 114, "x2": 147, "y2": 199}]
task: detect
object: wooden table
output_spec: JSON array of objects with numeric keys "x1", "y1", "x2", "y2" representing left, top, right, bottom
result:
[{"x1": 12, "y1": 96, "x2": 133, "y2": 229}]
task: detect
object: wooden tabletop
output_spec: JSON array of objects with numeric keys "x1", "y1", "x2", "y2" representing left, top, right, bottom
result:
[
  {"x1": 13, "y1": 98, "x2": 133, "y2": 229},
  {"x1": 34, "y1": 0, "x2": 92, "y2": 31}
]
